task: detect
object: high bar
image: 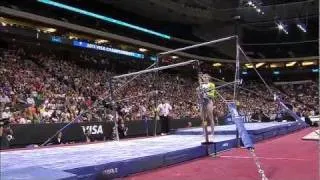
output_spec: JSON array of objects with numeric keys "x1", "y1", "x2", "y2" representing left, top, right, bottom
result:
[
  {"x1": 113, "y1": 60, "x2": 197, "y2": 79},
  {"x1": 158, "y1": 35, "x2": 237, "y2": 56}
]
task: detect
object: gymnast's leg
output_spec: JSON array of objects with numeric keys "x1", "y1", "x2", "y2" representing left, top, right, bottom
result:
[
  {"x1": 200, "y1": 104, "x2": 206, "y2": 135},
  {"x1": 206, "y1": 101, "x2": 215, "y2": 139},
  {"x1": 200, "y1": 105, "x2": 211, "y2": 142}
]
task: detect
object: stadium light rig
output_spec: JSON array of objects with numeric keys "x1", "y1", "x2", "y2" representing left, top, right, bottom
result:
[
  {"x1": 296, "y1": 23, "x2": 307, "y2": 33},
  {"x1": 276, "y1": 22, "x2": 288, "y2": 34},
  {"x1": 245, "y1": 0, "x2": 265, "y2": 15}
]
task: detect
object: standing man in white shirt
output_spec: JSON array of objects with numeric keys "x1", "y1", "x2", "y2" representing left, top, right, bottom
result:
[{"x1": 157, "y1": 100, "x2": 172, "y2": 135}]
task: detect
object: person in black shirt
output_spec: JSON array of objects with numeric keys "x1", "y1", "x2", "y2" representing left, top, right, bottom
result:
[
  {"x1": 118, "y1": 120, "x2": 128, "y2": 139},
  {"x1": 51, "y1": 132, "x2": 65, "y2": 145},
  {"x1": 0, "y1": 118, "x2": 12, "y2": 149}
]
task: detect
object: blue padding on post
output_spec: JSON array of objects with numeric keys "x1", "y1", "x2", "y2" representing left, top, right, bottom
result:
[{"x1": 227, "y1": 102, "x2": 254, "y2": 149}]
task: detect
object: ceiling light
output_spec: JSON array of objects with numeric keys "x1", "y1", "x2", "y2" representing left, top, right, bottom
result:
[
  {"x1": 95, "y1": 39, "x2": 109, "y2": 44},
  {"x1": 1, "y1": 22, "x2": 6, "y2": 26},
  {"x1": 245, "y1": 63, "x2": 253, "y2": 68},
  {"x1": 69, "y1": 35, "x2": 78, "y2": 40},
  {"x1": 213, "y1": 63, "x2": 222, "y2": 67},
  {"x1": 285, "y1": 61, "x2": 297, "y2": 67},
  {"x1": 171, "y1": 56, "x2": 178, "y2": 59},
  {"x1": 302, "y1": 61, "x2": 315, "y2": 66},
  {"x1": 138, "y1": 48, "x2": 148, "y2": 52},
  {"x1": 247, "y1": 1, "x2": 253, "y2": 6},
  {"x1": 256, "y1": 8, "x2": 261, "y2": 13},
  {"x1": 270, "y1": 63, "x2": 282, "y2": 68},
  {"x1": 43, "y1": 28, "x2": 56, "y2": 33},
  {"x1": 255, "y1": 63, "x2": 265, "y2": 68}
]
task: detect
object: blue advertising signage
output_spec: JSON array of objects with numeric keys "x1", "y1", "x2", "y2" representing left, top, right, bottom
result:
[{"x1": 73, "y1": 40, "x2": 144, "y2": 59}]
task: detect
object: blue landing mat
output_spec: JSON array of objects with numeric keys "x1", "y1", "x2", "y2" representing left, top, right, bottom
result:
[
  {"x1": 1, "y1": 167, "x2": 77, "y2": 180},
  {"x1": 1, "y1": 135, "x2": 235, "y2": 179},
  {"x1": 1, "y1": 122, "x2": 306, "y2": 179},
  {"x1": 175, "y1": 121, "x2": 307, "y2": 144},
  {"x1": 174, "y1": 121, "x2": 305, "y2": 135}
]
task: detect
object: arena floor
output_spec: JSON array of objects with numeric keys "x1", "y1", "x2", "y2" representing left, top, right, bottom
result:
[
  {"x1": 0, "y1": 122, "x2": 311, "y2": 180},
  {"x1": 126, "y1": 128, "x2": 319, "y2": 180}
]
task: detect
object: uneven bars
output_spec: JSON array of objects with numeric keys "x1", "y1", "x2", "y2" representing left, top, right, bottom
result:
[
  {"x1": 210, "y1": 76, "x2": 265, "y2": 99},
  {"x1": 113, "y1": 60, "x2": 196, "y2": 79},
  {"x1": 215, "y1": 89, "x2": 227, "y2": 102},
  {"x1": 216, "y1": 80, "x2": 240, "y2": 90},
  {"x1": 158, "y1": 36, "x2": 236, "y2": 56},
  {"x1": 113, "y1": 62, "x2": 156, "y2": 94}
]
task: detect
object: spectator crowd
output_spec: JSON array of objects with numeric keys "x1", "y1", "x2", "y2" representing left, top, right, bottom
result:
[{"x1": 0, "y1": 47, "x2": 318, "y2": 125}]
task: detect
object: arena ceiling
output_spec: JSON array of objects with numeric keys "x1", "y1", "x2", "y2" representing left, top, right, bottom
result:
[
  {"x1": 1, "y1": 0, "x2": 319, "y2": 60},
  {"x1": 101, "y1": 0, "x2": 319, "y2": 59},
  {"x1": 102, "y1": 0, "x2": 318, "y2": 24}
]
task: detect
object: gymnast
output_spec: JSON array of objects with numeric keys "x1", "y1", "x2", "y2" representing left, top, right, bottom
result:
[{"x1": 197, "y1": 73, "x2": 217, "y2": 139}]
